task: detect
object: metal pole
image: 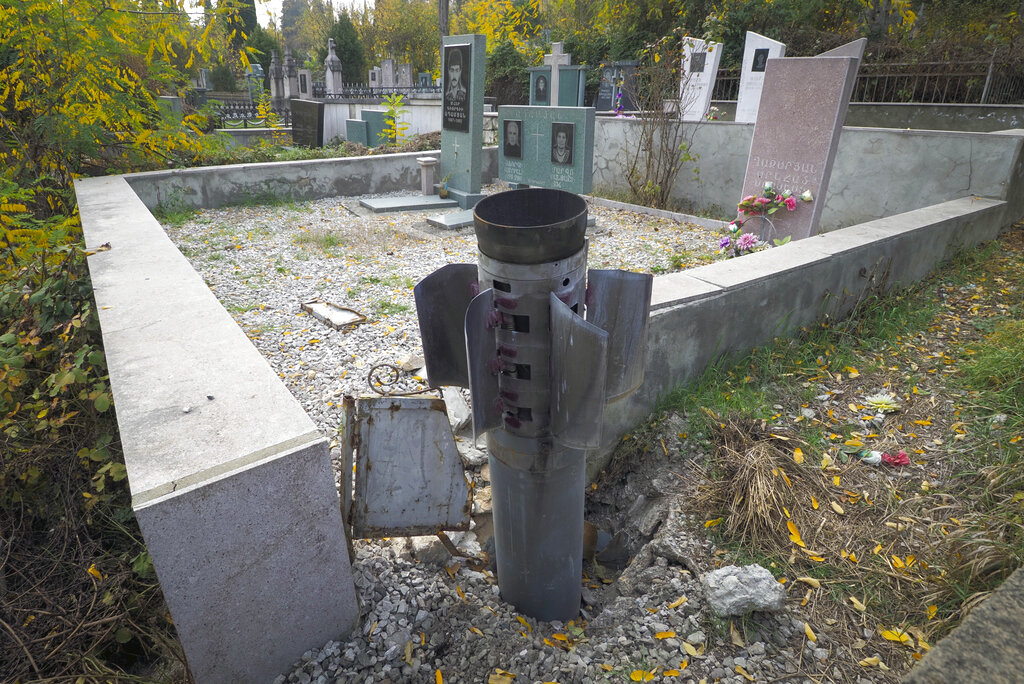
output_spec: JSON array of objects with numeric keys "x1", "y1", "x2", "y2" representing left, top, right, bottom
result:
[{"x1": 981, "y1": 48, "x2": 997, "y2": 104}]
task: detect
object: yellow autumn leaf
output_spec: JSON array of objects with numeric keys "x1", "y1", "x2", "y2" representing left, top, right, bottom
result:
[
  {"x1": 779, "y1": 469, "x2": 792, "y2": 487},
  {"x1": 804, "y1": 623, "x2": 817, "y2": 642},
  {"x1": 927, "y1": 605, "x2": 937, "y2": 619},
  {"x1": 705, "y1": 517, "x2": 723, "y2": 528},
  {"x1": 679, "y1": 658, "x2": 689, "y2": 669},
  {"x1": 891, "y1": 555, "x2": 905, "y2": 569},
  {"x1": 873, "y1": 543, "x2": 882, "y2": 554},
  {"x1": 543, "y1": 637, "x2": 555, "y2": 647},
  {"x1": 736, "y1": 665, "x2": 755, "y2": 681},
  {"x1": 457, "y1": 585, "x2": 466, "y2": 601},
  {"x1": 488, "y1": 673, "x2": 515, "y2": 684},
  {"x1": 664, "y1": 670, "x2": 680, "y2": 677},
  {"x1": 87, "y1": 563, "x2": 103, "y2": 580},
  {"x1": 849, "y1": 596, "x2": 866, "y2": 612},
  {"x1": 844, "y1": 439, "x2": 864, "y2": 447},
  {"x1": 797, "y1": 576, "x2": 821, "y2": 588},
  {"x1": 859, "y1": 656, "x2": 881, "y2": 667},
  {"x1": 833, "y1": 475, "x2": 841, "y2": 486},
  {"x1": 551, "y1": 633, "x2": 568, "y2": 641},
  {"x1": 881, "y1": 628, "x2": 912, "y2": 645},
  {"x1": 655, "y1": 631, "x2": 676, "y2": 639},
  {"x1": 914, "y1": 419, "x2": 932, "y2": 425},
  {"x1": 629, "y1": 670, "x2": 655, "y2": 682},
  {"x1": 730, "y1": 620, "x2": 744, "y2": 647},
  {"x1": 811, "y1": 495, "x2": 819, "y2": 509},
  {"x1": 470, "y1": 626, "x2": 483, "y2": 636},
  {"x1": 794, "y1": 447, "x2": 804, "y2": 464},
  {"x1": 436, "y1": 670, "x2": 444, "y2": 684},
  {"x1": 600, "y1": 664, "x2": 613, "y2": 672},
  {"x1": 516, "y1": 615, "x2": 532, "y2": 632},
  {"x1": 668, "y1": 596, "x2": 687, "y2": 609},
  {"x1": 683, "y1": 641, "x2": 698, "y2": 656},
  {"x1": 820, "y1": 453, "x2": 835, "y2": 468},
  {"x1": 787, "y1": 519, "x2": 806, "y2": 547},
  {"x1": 831, "y1": 501, "x2": 845, "y2": 515}
]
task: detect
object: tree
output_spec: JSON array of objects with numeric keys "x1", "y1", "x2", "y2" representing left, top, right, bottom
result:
[
  {"x1": 281, "y1": 0, "x2": 307, "y2": 49},
  {"x1": 486, "y1": 40, "x2": 530, "y2": 104},
  {"x1": 357, "y1": 0, "x2": 441, "y2": 73},
  {"x1": 453, "y1": 0, "x2": 543, "y2": 53},
  {"x1": 317, "y1": 10, "x2": 367, "y2": 83},
  {"x1": 246, "y1": 24, "x2": 282, "y2": 88}
]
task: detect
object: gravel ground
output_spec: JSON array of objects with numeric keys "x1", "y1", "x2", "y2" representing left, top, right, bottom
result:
[{"x1": 163, "y1": 189, "x2": 892, "y2": 684}]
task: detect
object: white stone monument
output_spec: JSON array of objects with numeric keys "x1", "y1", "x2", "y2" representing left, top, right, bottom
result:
[
  {"x1": 734, "y1": 32, "x2": 786, "y2": 124},
  {"x1": 679, "y1": 38, "x2": 723, "y2": 122},
  {"x1": 543, "y1": 42, "x2": 571, "y2": 107}
]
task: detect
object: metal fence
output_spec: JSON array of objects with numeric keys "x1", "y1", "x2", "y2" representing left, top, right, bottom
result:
[
  {"x1": 311, "y1": 83, "x2": 442, "y2": 98},
  {"x1": 712, "y1": 59, "x2": 1024, "y2": 105},
  {"x1": 214, "y1": 101, "x2": 292, "y2": 129}
]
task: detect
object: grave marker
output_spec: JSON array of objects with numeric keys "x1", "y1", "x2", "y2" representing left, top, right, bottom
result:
[
  {"x1": 734, "y1": 32, "x2": 786, "y2": 124},
  {"x1": 441, "y1": 34, "x2": 486, "y2": 208},
  {"x1": 324, "y1": 39, "x2": 343, "y2": 95},
  {"x1": 544, "y1": 42, "x2": 571, "y2": 106},
  {"x1": 291, "y1": 99, "x2": 324, "y2": 147},
  {"x1": 381, "y1": 59, "x2": 396, "y2": 87},
  {"x1": 680, "y1": 38, "x2": 722, "y2": 121},
  {"x1": 738, "y1": 56, "x2": 859, "y2": 241},
  {"x1": 498, "y1": 106, "x2": 595, "y2": 194},
  {"x1": 397, "y1": 63, "x2": 413, "y2": 88},
  {"x1": 594, "y1": 66, "x2": 616, "y2": 111}
]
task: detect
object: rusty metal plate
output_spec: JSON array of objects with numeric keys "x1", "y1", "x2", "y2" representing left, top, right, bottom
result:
[
  {"x1": 414, "y1": 263, "x2": 477, "y2": 388},
  {"x1": 586, "y1": 270, "x2": 653, "y2": 402},
  {"x1": 550, "y1": 292, "x2": 608, "y2": 449},
  {"x1": 351, "y1": 397, "x2": 470, "y2": 538},
  {"x1": 465, "y1": 289, "x2": 501, "y2": 441}
]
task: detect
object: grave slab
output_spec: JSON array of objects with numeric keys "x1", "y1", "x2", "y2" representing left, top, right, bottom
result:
[
  {"x1": 291, "y1": 99, "x2": 325, "y2": 147},
  {"x1": 427, "y1": 209, "x2": 476, "y2": 229},
  {"x1": 497, "y1": 105, "x2": 595, "y2": 193},
  {"x1": 361, "y1": 195, "x2": 460, "y2": 212},
  {"x1": 360, "y1": 110, "x2": 388, "y2": 147},
  {"x1": 680, "y1": 39, "x2": 723, "y2": 121},
  {"x1": 739, "y1": 56, "x2": 859, "y2": 241},
  {"x1": 734, "y1": 32, "x2": 786, "y2": 124},
  {"x1": 441, "y1": 35, "x2": 486, "y2": 207},
  {"x1": 346, "y1": 119, "x2": 368, "y2": 146}
]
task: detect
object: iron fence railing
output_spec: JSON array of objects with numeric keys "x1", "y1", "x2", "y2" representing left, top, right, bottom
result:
[
  {"x1": 311, "y1": 83, "x2": 442, "y2": 98},
  {"x1": 214, "y1": 102, "x2": 292, "y2": 129},
  {"x1": 712, "y1": 59, "x2": 1024, "y2": 105}
]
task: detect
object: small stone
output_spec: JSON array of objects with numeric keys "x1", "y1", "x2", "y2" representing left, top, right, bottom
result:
[
  {"x1": 748, "y1": 642, "x2": 766, "y2": 656},
  {"x1": 800, "y1": 408, "x2": 816, "y2": 420},
  {"x1": 686, "y1": 630, "x2": 706, "y2": 644},
  {"x1": 701, "y1": 564, "x2": 787, "y2": 617}
]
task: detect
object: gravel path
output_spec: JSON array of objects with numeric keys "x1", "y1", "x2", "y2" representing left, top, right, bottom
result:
[{"x1": 163, "y1": 191, "x2": 893, "y2": 684}]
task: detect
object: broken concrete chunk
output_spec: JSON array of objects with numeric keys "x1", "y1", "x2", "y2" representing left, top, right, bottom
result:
[{"x1": 701, "y1": 564, "x2": 786, "y2": 617}]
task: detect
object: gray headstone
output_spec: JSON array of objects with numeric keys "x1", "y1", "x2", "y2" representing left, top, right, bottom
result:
[
  {"x1": 197, "y1": 68, "x2": 211, "y2": 90},
  {"x1": 819, "y1": 37, "x2": 867, "y2": 61},
  {"x1": 734, "y1": 32, "x2": 786, "y2": 124},
  {"x1": 291, "y1": 99, "x2": 325, "y2": 147},
  {"x1": 297, "y1": 69, "x2": 313, "y2": 97},
  {"x1": 680, "y1": 38, "x2": 723, "y2": 121},
  {"x1": 418, "y1": 72, "x2": 431, "y2": 88},
  {"x1": 346, "y1": 118, "x2": 368, "y2": 146},
  {"x1": 369, "y1": 67, "x2": 381, "y2": 86},
  {"x1": 381, "y1": 59, "x2": 395, "y2": 87},
  {"x1": 528, "y1": 66, "x2": 586, "y2": 106},
  {"x1": 441, "y1": 34, "x2": 486, "y2": 205},
  {"x1": 738, "y1": 56, "x2": 859, "y2": 241},
  {"x1": 529, "y1": 67, "x2": 551, "y2": 106},
  {"x1": 498, "y1": 105, "x2": 595, "y2": 194},
  {"x1": 397, "y1": 64, "x2": 414, "y2": 88}
]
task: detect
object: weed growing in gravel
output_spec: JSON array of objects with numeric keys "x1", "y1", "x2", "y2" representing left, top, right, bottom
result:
[
  {"x1": 293, "y1": 228, "x2": 345, "y2": 250},
  {"x1": 375, "y1": 300, "x2": 411, "y2": 317}
]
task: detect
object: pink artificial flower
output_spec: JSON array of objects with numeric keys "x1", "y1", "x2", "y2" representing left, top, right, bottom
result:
[
  {"x1": 775, "y1": 194, "x2": 783, "y2": 202},
  {"x1": 756, "y1": 197, "x2": 771, "y2": 205},
  {"x1": 785, "y1": 196, "x2": 797, "y2": 211},
  {"x1": 737, "y1": 232, "x2": 758, "y2": 250},
  {"x1": 881, "y1": 450, "x2": 910, "y2": 466},
  {"x1": 741, "y1": 195, "x2": 756, "y2": 204}
]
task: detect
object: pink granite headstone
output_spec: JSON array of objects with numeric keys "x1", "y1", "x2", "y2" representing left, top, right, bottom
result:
[{"x1": 738, "y1": 56, "x2": 859, "y2": 242}]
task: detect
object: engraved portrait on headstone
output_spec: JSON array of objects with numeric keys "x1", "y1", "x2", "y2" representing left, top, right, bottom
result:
[
  {"x1": 535, "y1": 75, "x2": 548, "y2": 104},
  {"x1": 551, "y1": 122, "x2": 574, "y2": 165},
  {"x1": 690, "y1": 52, "x2": 707, "y2": 74},
  {"x1": 443, "y1": 44, "x2": 470, "y2": 132},
  {"x1": 752, "y1": 48, "x2": 769, "y2": 72},
  {"x1": 503, "y1": 119, "x2": 522, "y2": 159}
]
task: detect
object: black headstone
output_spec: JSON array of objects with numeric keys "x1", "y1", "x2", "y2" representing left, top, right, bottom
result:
[
  {"x1": 594, "y1": 65, "x2": 615, "y2": 111},
  {"x1": 291, "y1": 99, "x2": 325, "y2": 147},
  {"x1": 615, "y1": 61, "x2": 640, "y2": 112}
]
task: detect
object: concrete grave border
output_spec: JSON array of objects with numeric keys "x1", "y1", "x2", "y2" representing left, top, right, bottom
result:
[{"x1": 73, "y1": 128, "x2": 1024, "y2": 680}]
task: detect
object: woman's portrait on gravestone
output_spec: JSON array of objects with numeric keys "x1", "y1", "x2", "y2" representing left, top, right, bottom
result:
[
  {"x1": 551, "y1": 122, "x2": 574, "y2": 165},
  {"x1": 503, "y1": 120, "x2": 522, "y2": 159},
  {"x1": 443, "y1": 45, "x2": 470, "y2": 132},
  {"x1": 535, "y1": 74, "x2": 548, "y2": 103},
  {"x1": 690, "y1": 51, "x2": 707, "y2": 74}
]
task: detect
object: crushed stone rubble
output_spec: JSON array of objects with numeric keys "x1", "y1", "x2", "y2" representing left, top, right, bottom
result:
[{"x1": 164, "y1": 190, "x2": 894, "y2": 684}]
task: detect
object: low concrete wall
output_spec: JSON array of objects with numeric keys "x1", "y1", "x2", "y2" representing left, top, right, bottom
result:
[
  {"x1": 324, "y1": 99, "x2": 443, "y2": 144},
  {"x1": 215, "y1": 126, "x2": 293, "y2": 148},
  {"x1": 595, "y1": 195, "x2": 1008, "y2": 477},
  {"x1": 74, "y1": 176, "x2": 358, "y2": 683},
  {"x1": 592, "y1": 119, "x2": 1024, "y2": 229},
  {"x1": 125, "y1": 148, "x2": 500, "y2": 211},
  {"x1": 710, "y1": 102, "x2": 1024, "y2": 132}
]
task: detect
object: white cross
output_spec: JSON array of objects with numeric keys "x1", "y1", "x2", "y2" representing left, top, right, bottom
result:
[
  {"x1": 527, "y1": 128, "x2": 544, "y2": 162},
  {"x1": 543, "y1": 42, "x2": 571, "y2": 107}
]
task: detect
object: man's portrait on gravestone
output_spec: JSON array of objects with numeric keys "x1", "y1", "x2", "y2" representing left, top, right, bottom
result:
[
  {"x1": 752, "y1": 48, "x2": 769, "y2": 73},
  {"x1": 443, "y1": 44, "x2": 470, "y2": 132},
  {"x1": 690, "y1": 51, "x2": 707, "y2": 74},
  {"x1": 535, "y1": 74, "x2": 548, "y2": 103},
  {"x1": 503, "y1": 120, "x2": 522, "y2": 159},
  {"x1": 551, "y1": 122, "x2": 574, "y2": 165}
]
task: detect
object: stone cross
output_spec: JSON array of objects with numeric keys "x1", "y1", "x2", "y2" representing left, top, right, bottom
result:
[{"x1": 543, "y1": 42, "x2": 571, "y2": 107}]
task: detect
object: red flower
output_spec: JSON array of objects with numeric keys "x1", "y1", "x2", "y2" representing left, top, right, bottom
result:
[{"x1": 882, "y1": 450, "x2": 910, "y2": 466}]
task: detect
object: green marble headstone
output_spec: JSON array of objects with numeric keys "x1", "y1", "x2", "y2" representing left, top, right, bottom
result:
[
  {"x1": 346, "y1": 119, "x2": 368, "y2": 146},
  {"x1": 497, "y1": 106, "x2": 595, "y2": 194},
  {"x1": 441, "y1": 34, "x2": 486, "y2": 205},
  {"x1": 360, "y1": 110, "x2": 388, "y2": 146},
  {"x1": 528, "y1": 67, "x2": 587, "y2": 106}
]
